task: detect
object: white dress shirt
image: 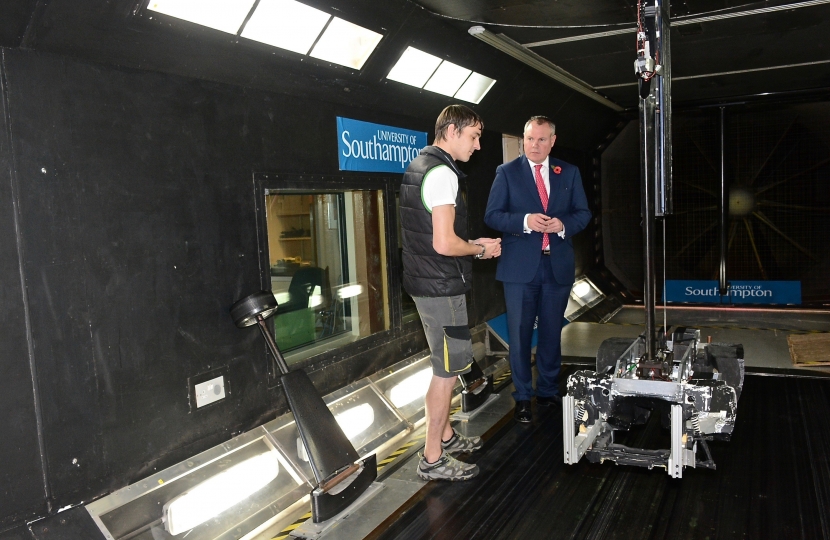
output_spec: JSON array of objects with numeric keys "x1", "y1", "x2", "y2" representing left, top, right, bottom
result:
[{"x1": 522, "y1": 157, "x2": 565, "y2": 241}]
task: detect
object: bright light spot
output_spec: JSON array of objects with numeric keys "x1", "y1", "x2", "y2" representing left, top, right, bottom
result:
[
  {"x1": 163, "y1": 452, "x2": 279, "y2": 535},
  {"x1": 337, "y1": 284, "x2": 363, "y2": 299},
  {"x1": 389, "y1": 368, "x2": 432, "y2": 408},
  {"x1": 335, "y1": 403, "x2": 374, "y2": 440},
  {"x1": 728, "y1": 187, "x2": 756, "y2": 216},
  {"x1": 573, "y1": 281, "x2": 593, "y2": 299},
  {"x1": 308, "y1": 285, "x2": 323, "y2": 308},
  {"x1": 297, "y1": 437, "x2": 309, "y2": 462}
]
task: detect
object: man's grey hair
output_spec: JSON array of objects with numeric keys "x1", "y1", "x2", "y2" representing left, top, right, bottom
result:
[{"x1": 524, "y1": 115, "x2": 556, "y2": 136}]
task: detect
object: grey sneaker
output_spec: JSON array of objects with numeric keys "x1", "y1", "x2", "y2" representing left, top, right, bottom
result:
[
  {"x1": 417, "y1": 451, "x2": 479, "y2": 481},
  {"x1": 441, "y1": 429, "x2": 483, "y2": 454}
]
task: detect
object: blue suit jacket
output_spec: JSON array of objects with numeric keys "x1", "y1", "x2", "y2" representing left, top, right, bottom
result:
[{"x1": 485, "y1": 156, "x2": 591, "y2": 285}]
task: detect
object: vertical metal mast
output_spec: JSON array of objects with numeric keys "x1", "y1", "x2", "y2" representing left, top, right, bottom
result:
[
  {"x1": 635, "y1": 0, "x2": 672, "y2": 360},
  {"x1": 639, "y1": 94, "x2": 657, "y2": 360},
  {"x1": 718, "y1": 107, "x2": 728, "y2": 296}
]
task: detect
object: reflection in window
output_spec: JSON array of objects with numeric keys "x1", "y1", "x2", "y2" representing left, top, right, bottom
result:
[{"x1": 265, "y1": 191, "x2": 389, "y2": 362}]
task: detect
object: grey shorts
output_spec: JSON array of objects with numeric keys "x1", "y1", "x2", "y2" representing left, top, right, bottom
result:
[{"x1": 413, "y1": 295, "x2": 473, "y2": 378}]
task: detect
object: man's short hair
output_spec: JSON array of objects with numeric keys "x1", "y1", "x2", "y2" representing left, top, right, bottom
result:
[
  {"x1": 435, "y1": 105, "x2": 483, "y2": 142},
  {"x1": 524, "y1": 115, "x2": 556, "y2": 136}
]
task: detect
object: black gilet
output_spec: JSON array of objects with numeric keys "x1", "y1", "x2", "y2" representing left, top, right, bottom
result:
[{"x1": 400, "y1": 146, "x2": 472, "y2": 297}]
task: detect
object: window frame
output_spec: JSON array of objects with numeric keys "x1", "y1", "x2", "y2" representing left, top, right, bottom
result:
[{"x1": 252, "y1": 172, "x2": 405, "y2": 376}]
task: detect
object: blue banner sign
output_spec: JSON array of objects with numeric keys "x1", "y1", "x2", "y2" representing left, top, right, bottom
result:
[
  {"x1": 337, "y1": 117, "x2": 428, "y2": 173},
  {"x1": 664, "y1": 280, "x2": 801, "y2": 305}
]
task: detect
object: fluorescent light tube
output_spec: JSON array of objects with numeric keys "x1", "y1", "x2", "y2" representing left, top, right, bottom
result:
[
  {"x1": 147, "y1": 0, "x2": 256, "y2": 34},
  {"x1": 310, "y1": 17, "x2": 382, "y2": 70},
  {"x1": 387, "y1": 47, "x2": 442, "y2": 88},
  {"x1": 468, "y1": 26, "x2": 623, "y2": 112},
  {"x1": 454, "y1": 72, "x2": 496, "y2": 104},
  {"x1": 423, "y1": 61, "x2": 472, "y2": 97},
  {"x1": 242, "y1": 0, "x2": 331, "y2": 55}
]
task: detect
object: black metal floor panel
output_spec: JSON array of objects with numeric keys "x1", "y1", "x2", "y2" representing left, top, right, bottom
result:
[{"x1": 374, "y1": 370, "x2": 830, "y2": 540}]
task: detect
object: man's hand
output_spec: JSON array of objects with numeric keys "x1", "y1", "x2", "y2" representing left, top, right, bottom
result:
[
  {"x1": 528, "y1": 213, "x2": 563, "y2": 234},
  {"x1": 471, "y1": 237, "x2": 502, "y2": 259},
  {"x1": 527, "y1": 213, "x2": 552, "y2": 233},
  {"x1": 434, "y1": 206, "x2": 502, "y2": 258}
]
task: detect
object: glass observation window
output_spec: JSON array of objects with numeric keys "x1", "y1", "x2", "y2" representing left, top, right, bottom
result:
[{"x1": 265, "y1": 191, "x2": 389, "y2": 363}]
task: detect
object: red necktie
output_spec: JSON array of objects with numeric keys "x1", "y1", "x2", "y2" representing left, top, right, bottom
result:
[{"x1": 534, "y1": 164, "x2": 549, "y2": 250}]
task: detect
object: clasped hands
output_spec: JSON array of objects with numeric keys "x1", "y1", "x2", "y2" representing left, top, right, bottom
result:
[
  {"x1": 470, "y1": 237, "x2": 502, "y2": 259},
  {"x1": 527, "y1": 213, "x2": 563, "y2": 234}
]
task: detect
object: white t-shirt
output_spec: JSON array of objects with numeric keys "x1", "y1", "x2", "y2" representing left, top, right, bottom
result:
[{"x1": 421, "y1": 165, "x2": 458, "y2": 211}]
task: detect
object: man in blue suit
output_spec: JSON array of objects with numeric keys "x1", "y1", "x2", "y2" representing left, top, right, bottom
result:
[{"x1": 485, "y1": 116, "x2": 591, "y2": 422}]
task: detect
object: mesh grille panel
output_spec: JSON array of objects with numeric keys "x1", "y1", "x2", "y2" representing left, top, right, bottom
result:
[{"x1": 601, "y1": 102, "x2": 830, "y2": 304}]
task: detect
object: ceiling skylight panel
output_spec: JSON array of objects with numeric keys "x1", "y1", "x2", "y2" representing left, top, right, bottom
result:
[
  {"x1": 387, "y1": 47, "x2": 442, "y2": 88},
  {"x1": 241, "y1": 0, "x2": 332, "y2": 55},
  {"x1": 147, "y1": 0, "x2": 256, "y2": 34},
  {"x1": 310, "y1": 18, "x2": 383, "y2": 70},
  {"x1": 423, "y1": 61, "x2": 472, "y2": 97},
  {"x1": 454, "y1": 72, "x2": 497, "y2": 104}
]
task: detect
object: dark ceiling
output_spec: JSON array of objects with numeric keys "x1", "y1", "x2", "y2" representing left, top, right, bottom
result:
[
  {"x1": 417, "y1": 0, "x2": 830, "y2": 108},
  {"x1": 1, "y1": 0, "x2": 829, "y2": 148}
]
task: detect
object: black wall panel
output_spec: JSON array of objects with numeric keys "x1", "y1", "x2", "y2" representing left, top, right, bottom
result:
[
  {"x1": 4, "y1": 48, "x2": 275, "y2": 508},
  {"x1": 550, "y1": 146, "x2": 596, "y2": 282},
  {"x1": 0, "y1": 47, "x2": 516, "y2": 524},
  {"x1": 0, "y1": 524, "x2": 33, "y2": 540},
  {"x1": 601, "y1": 120, "x2": 643, "y2": 295},
  {"x1": 0, "y1": 54, "x2": 49, "y2": 527}
]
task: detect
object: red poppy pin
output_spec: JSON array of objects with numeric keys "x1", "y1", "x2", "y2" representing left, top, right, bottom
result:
[{"x1": 553, "y1": 166, "x2": 562, "y2": 175}]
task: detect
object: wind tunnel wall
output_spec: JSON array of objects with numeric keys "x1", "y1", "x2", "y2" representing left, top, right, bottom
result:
[{"x1": 599, "y1": 101, "x2": 830, "y2": 306}]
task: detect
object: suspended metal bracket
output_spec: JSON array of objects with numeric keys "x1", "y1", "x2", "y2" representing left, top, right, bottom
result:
[{"x1": 469, "y1": 26, "x2": 624, "y2": 112}]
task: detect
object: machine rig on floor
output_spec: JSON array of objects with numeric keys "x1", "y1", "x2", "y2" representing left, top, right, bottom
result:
[{"x1": 562, "y1": 0, "x2": 744, "y2": 478}]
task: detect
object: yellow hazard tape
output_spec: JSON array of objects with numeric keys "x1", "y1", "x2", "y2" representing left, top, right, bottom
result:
[
  {"x1": 492, "y1": 370, "x2": 512, "y2": 385},
  {"x1": 377, "y1": 439, "x2": 419, "y2": 469},
  {"x1": 270, "y1": 436, "x2": 429, "y2": 538},
  {"x1": 272, "y1": 512, "x2": 313, "y2": 540}
]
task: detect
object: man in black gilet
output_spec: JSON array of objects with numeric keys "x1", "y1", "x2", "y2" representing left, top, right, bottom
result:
[{"x1": 400, "y1": 105, "x2": 501, "y2": 481}]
